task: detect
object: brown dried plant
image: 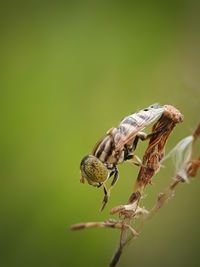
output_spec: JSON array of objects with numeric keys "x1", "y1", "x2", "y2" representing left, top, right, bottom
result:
[{"x1": 71, "y1": 107, "x2": 200, "y2": 267}]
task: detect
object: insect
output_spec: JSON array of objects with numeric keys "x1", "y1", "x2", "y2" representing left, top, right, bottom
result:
[{"x1": 80, "y1": 104, "x2": 165, "y2": 210}]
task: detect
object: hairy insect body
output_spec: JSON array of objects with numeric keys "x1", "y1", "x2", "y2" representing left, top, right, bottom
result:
[
  {"x1": 80, "y1": 104, "x2": 165, "y2": 210},
  {"x1": 92, "y1": 105, "x2": 164, "y2": 170}
]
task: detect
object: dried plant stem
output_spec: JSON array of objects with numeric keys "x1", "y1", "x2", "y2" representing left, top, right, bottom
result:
[
  {"x1": 109, "y1": 192, "x2": 141, "y2": 267},
  {"x1": 147, "y1": 153, "x2": 200, "y2": 220},
  {"x1": 109, "y1": 105, "x2": 183, "y2": 266},
  {"x1": 147, "y1": 123, "x2": 200, "y2": 219},
  {"x1": 71, "y1": 219, "x2": 139, "y2": 236},
  {"x1": 135, "y1": 105, "x2": 183, "y2": 191},
  {"x1": 71, "y1": 115, "x2": 200, "y2": 267}
]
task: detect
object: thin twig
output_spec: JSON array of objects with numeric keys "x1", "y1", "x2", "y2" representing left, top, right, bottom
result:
[{"x1": 71, "y1": 219, "x2": 139, "y2": 236}]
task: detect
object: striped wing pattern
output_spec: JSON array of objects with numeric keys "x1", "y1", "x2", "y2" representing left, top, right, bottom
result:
[
  {"x1": 115, "y1": 105, "x2": 165, "y2": 151},
  {"x1": 93, "y1": 104, "x2": 164, "y2": 165}
]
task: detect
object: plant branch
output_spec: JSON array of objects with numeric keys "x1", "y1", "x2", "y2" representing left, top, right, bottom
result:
[{"x1": 71, "y1": 109, "x2": 199, "y2": 267}]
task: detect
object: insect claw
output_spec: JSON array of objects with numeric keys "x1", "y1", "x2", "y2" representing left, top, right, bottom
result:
[
  {"x1": 100, "y1": 198, "x2": 108, "y2": 212},
  {"x1": 100, "y1": 201, "x2": 107, "y2": 212},
  {"x1": 100, "y1": 188, "x2": 110, "y2": 212}
]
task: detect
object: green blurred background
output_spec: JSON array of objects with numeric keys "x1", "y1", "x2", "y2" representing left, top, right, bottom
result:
[{"x1": 0, "y1": 1, "x2": 200, "y2": 267}]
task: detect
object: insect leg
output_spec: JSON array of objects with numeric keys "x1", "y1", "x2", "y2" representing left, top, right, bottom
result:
[
  {"x1": 100, "y1": 168, "x2": 119, "y2": 211},
  {"x1": 126, "y1": 130, "x2": 163, "y2": 167},
  {"x1": 124, "y1": 137, "x2": 142, "y2": 166},
  {"x1": 126, "y1": 154, "x2": 143, "y2": 167},
  {"x1": 100, "y1": 185, "x2": 109, "y2": 212},
  {"x1": 133, "y1": 155, "x2": 143, "y2": 166},
  {"x1": 108, "y1": 170, "x2": 115, "y2": 179},
  {"x1": 110, "y1": 167, "x2": 119, "y2": 187},
  {"x1": 137, "y1": 131, "x2": 149, "y2": 141},
  {"x1": 137, "y1": 128, "x2": 164, "y2": 141},
  {"x1": 128, "y1": 129, "x2": 165, "y2": 167},
  {"x1": 132, "y1": 135, "x2": 140, "y2": 151}
]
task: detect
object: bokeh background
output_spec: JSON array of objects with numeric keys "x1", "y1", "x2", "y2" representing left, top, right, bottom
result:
[{"x1": 1, "y1": 1, "x2": 200, "y2": 267}]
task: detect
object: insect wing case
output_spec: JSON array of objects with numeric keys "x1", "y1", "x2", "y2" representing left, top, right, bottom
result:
[{"x1": 115, "y1": 104, "x2": 165, "y2": 151}]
